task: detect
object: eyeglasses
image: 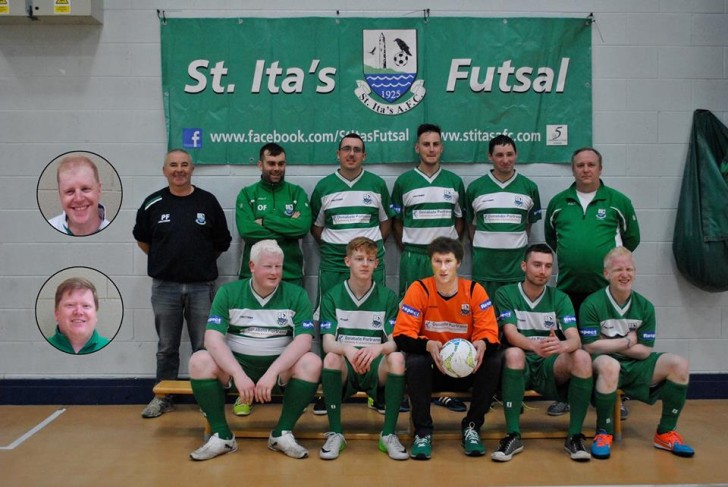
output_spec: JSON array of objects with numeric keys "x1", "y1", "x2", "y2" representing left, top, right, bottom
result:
[{"x1": 339, "y1": 146, "x2": 363, "y2": 154}]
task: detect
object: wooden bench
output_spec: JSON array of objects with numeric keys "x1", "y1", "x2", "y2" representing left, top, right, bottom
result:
[{"x1": 152, "y1": 380, "x2": 623, "y2": 441}]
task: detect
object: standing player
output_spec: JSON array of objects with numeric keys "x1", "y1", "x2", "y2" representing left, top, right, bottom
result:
[
  {"x1": 391, "y1": 123, "x2": 466, "y2": 414},
  {"x1": 134, "y1": 148, "x2": 232, "y2": 418},
  {"x1": 391, "y1": 123, "x2": 465, "y2": 298},
  {"x1": 235, "y1": 143, "x2": 311, "y2": 286},
  {"x1": 394, "y1": 237, "x2": 502, "y2": 460},
  {"x1": 318, "y1": 237, "x2": 408, "y2": 461},
  {"x1": 187, "y1": 240, "x2": 321, "y2": 461},
  {"x1": 579, "y1": 247, "x2": 694, "y2": 459},
  {"x1": 492, "y1": 244, "x2": 593, "y2": 462},
  {"x1": 309, "y1": 133, "x2": 395, "y2": 413},
  {"x1": 466, "y1": 135, "x2": 541, "y2": 300},
  {"x1": 544, "y1": 147, "x2": 639, "y2": 418}
]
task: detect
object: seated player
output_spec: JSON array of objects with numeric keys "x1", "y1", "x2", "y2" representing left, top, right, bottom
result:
[
  {"x1": 318, "y1": 237, "x2": 408, "y2": 461},
  {"x1": 492, "y1": 244, "x2": 593, "y2": 462},
  {"x1": 187, "y1": 240, "x2": 321, "y2": 461},
  {"x1": 579, "y1": 247, "x2": 694, "y2": 459},
  {"x1": 393, "y1": 237, "x2": 502, "y2": 460}
]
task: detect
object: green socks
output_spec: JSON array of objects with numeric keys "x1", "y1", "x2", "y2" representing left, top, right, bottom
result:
[
  {"x1": 322, "y1": 368, "x2": 343, "y2": 433},
  {"x1": 382, "y1": 373, "x2": 405, "y2": 435},
  {"x1": 594, "y1": 390, "x2": 617, "y2": 434},
  {"x1": 274, "y1": 377, "x2": 318, "y2": 435},
  {"x1": 567, "y1": 376, "x2": 593, "y2": 436},
  {"x1": 657, "y1": 380, "x2": 688, "y2": 434},
  {"x1": 502, "y1": 367, "x2": 525, "y2": 435},
  {"x1": 191, "y1": 378, "x2": 232, "y2": 439}
]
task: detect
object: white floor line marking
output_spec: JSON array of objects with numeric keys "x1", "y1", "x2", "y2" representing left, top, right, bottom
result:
[{"x1": 0, "y1": 408, "x2": 67, "y2": 450}]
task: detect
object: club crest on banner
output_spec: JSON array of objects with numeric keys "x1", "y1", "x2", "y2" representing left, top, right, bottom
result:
[{"x1": 355, "y1": 29, "x2": 426, "y2": 115}]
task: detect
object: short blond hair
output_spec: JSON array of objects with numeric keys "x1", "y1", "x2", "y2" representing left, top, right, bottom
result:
[
  {"x1": 57, "y1": 155, "x2": 100, "y2": 185},
  {"x1": 603, "y1": 246, "x2": 634, "y2": 271}
]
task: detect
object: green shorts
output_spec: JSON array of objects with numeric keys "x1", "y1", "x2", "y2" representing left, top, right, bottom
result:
[
  {"x1": 617, "y1": 352, "x2": 664, "y2": 405},
  {"x1": 227, "y1": 354, "x2": 285, "y2": 394},
  {"x1": 341, "y1": 354, "x2": 385, "y2": 401},
  {"x1": 524, "y1": 353, "x2": 568, "y2": 401},
  {"x1": 399, "y1": 249, "x2": 432, "y2": 298}
]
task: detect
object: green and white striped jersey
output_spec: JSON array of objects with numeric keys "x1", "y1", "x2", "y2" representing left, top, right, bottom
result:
[
  {"x1": 466, "y1": 171, "x2": 541, "y2": 282},
  {"x1": 206, "y1": 279, "x2": 314, "y2": 361},
  {"x1": 311, "y1": 170, "x2": 394, "y2": 271},
  {"x1": 391, "y1": 167, "x2": 465, "y2": 249},
  {"x1": 320, "y1": 280, "x2": 399, "y2": 348}
]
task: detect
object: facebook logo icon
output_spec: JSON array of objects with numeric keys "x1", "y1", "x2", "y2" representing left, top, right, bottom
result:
[{"x1": 182, "y1": 128, "x2": 203, "y2": 148}]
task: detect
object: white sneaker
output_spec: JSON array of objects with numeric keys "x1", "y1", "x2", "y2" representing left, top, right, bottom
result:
[
  {"x1": 189, "y1": 433, "x2": 237, "y2": 461},
  {"x1": 319, "y1": 432, "x2": 346, "y2": 460},
  {"x1": 378, "y1": 432, "x2": 409, "y2": 460},
  {"x1": 268, "y1": 430, "x2": 309, "y2": 459}
]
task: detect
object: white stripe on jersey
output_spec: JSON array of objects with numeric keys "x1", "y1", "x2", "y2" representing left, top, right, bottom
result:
[
  {"x1": 471, "y1": 191, "x2": 535, "y2": 212},
  {"x1": 401, "y1": 185, "x2": 462, "y2": 214},
  {"x1": 403, "y1": 225, "x2": 458, "y2": 245},
  {"x1": 335, "y1": 309, "x2": 385, "y2": 332},
  {"x1": 226, "y1": 334, "x2": 292, "y2": 356},
  {"x1": 413, "y1": 208, "x2": 453, "y2": 220},
  {"x1": 598, "y1": 318, "x2": 643, "y2": 337},
  {"x1": 473, "y1": 230, "x2": 527, "y2": 249},
  {"x1": 424, "y1": 320, "x2": 468, "y2": 334},
  {"x1": 322, "y1": 226, "x2": 383, "y2": 244},
  {"x1": 338, "y1": 335, "x2": 383, "y2": 347}
]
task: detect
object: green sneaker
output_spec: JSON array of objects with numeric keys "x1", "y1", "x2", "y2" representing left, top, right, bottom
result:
[
  {"x1": 233, "y1": 397, "x2": 252, "y2": 416},
  {"x1": 462, "y1": 422, "x2": 485, "y2": 456},
  {"x1": 410, "y1": 434, "x2": 432, "y2": 460}
]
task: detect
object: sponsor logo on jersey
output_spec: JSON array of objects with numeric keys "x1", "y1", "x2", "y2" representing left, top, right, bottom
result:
[
  {"x1": 284, "y1": 204, "x2": 294, "y2": 216},
  {"x1": 596, "y1": 208, "x2": 607, "y2": 220},
  {"x1": 302, "y1": 320, "x2": 314, "y2": 329},
  {"x1": 479, "y1": 299, "x2": 492, "y2": 311},
  {"x1": 195, "y1": 213, "x2": 206, "y2": 225},
  {"x1": 402, "y1": 304, "x2": 421, "y2": 318},
  {"x1": 320, "y1": 320, "x2": 332, "y2": 330},
  {"x1": 277, "y1": 312, "x2": 288, "y2": 326},
  {"x1": 207, "y1": 315, "x2": 222, "y2": 325},
  {"x1": 562, "y1": 315, "x2": 576, "y2": 324},
  {"x1": 158, "y1": 213, "x2": 171, "y2": 224},
  {"x1": 641, "y1": 332, "x2": 656, "y2": 340},
  {"x1": 499, "y1": 310, "x2": 512, "y2": 320},
  {"x1": 460, "y1": 304, "x2": 470, "y2": 316},
  {"x1": 579, "y1": 328, "x2": 598, "y2": 337}
]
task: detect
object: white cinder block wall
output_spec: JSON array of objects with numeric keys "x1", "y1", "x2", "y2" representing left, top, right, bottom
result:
[{"x1": 1, "y1": 0, "x2": 726, "y2": 379}]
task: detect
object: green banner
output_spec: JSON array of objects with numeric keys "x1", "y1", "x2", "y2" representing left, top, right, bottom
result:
[{"x1": 161, "y1": 17, "x2": 591, "y2": 164}]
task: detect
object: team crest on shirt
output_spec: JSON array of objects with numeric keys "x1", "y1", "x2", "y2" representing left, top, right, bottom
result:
[
  {"x1": 363, "y1": 193, "x2": 373, "y2": 205},
  {"x1": 372, "y1": 314, "x2": 383, "y2": 329},
  {"x1": 596, "y1": 209, "x2": 607, "y2": 220},
  {"x1": 514, "y1": 195, "x2": 525, "y2": 208},
  {"x1": 544, "y1": 315, "x2": 556, "y2": 329},
  {"x1": 443, "y1": 189, "x2": 453, "y2": 201},
  {"x1": 195, "y1": 213, "x2": 206, "y2": 225},
  {"x1": 277, "y1": 312, "x2": 289, "y2": 326},
  {"x1": 284, "y1": 204, "x2": 294, "y2": 216}
]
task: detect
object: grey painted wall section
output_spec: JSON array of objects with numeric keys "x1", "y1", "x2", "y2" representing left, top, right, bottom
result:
[{"x1": 1, "y1": 0, "x2": 727, "y2": 378}]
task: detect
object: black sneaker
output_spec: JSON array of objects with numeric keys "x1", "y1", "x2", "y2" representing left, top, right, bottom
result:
[
  {"x1": 547, "y1": 401, "x2": 570, "y2": 416},
  {"x1": 491, "y1": 433, "x2": 524, "y2": 462},
  {"x1": 564, "y1": 433, "x2": 591, "y2": 461},
  {"x1": 432, "y1": 396, "x2": 467, "y2": 412},
  {"x1": 620, "y1": 397, "x2": 629, "y2": 420},
  {"x1": 399, "y1": 396, "x2": 410, "y2": 413},
  {"x1": 312, "y1": 396, "x2": 327, "y2": 415}
]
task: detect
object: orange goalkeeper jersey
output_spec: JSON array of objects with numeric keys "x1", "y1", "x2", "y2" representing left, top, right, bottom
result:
[{"x1": 393, "y1": 277, "x2": 499, "y2": 345}]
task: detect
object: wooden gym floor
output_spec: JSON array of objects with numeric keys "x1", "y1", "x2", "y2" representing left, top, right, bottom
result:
[{"x1": 1, "y1": 399, "x2": 726, "y2": 487}]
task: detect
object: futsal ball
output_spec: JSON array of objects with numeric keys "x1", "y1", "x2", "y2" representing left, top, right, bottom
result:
[{"x1": 439, "y1": 338, "x2": 477, "y2": 378}]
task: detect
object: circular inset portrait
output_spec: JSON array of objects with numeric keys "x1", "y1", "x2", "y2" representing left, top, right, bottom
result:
[
  {"x1": 37, "y1": 150, "x2": 122, "y2": 237},
  {"x1": 36, "y1": 267, "x2": 123, "y2": 355}
]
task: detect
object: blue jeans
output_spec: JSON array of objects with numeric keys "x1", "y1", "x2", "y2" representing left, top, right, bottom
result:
[{"x1": 151, "y1": 279, "x2": 215, "y2": 382}]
